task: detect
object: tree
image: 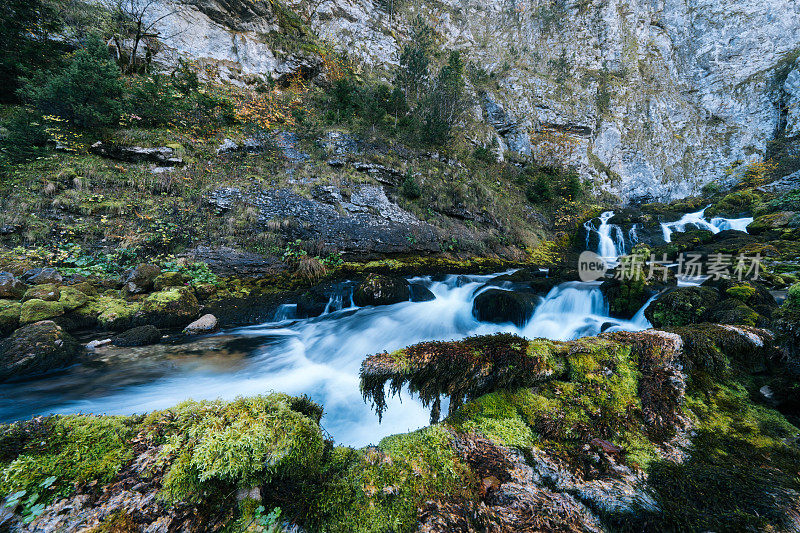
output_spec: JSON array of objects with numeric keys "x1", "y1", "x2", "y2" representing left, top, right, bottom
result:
[
  {"x1": 103, "y1": 0, "x2": 177, "y2": 73},
  {"x1": 395, "y1": 16, "x2": 434, "y2": 104},
  {"x1": 21, "y1": 35, "x2": 124, "y2": 129},
  {"x1": 421, "y1": 51, "x2": 467, "y2": 145}
]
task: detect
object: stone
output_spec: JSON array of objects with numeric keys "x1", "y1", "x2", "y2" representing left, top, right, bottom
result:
[
  {"x1": 124, "y1": 264, "x2": 162, "y2": 294},
  {"x1": 0, "y1": 272, "x2": 26, "y2": 300},
  {"x1": 96, "y1": 297, "x2": 141, "y2": 331},
  {"x1": 58, "y1": 286, "x2": 90, "y2": 311},
  {"x1": 23, "y1": 267, "x2": 62, "y2": 285},
  {"x1": 472, "y1": 289, "x2": 539, "y2": 327},
  {"x1": 20, "y1": 299, "x2": 65, "y2": 325},
  {"x1": 112, "y1": 325, "x2": 162, "y2": 347},
  {"x1": 89, "y1": 142, "x2": 183, "y2": 166},
  {"x1": 0, "y1": 320, "x2": 81, "y2": 381},
  {"x1": 21, "y1": 284, "x2": 60, "y2": 302},
  {"x1": 153, "y1": 271, "x2": 186, "y2": 291},
  {"x1": 409, "y1": 283, "x2": 436, "y2": 302},
  {"x1": 184, "y1": 314, "x2": 219, "y2": 335},
  {"x1": 644, "y1": 287, "x2": 719, "y2": 328},
  {"x1": 296, "y1": 290, "x2": 329, "y2": 319},
  {"x1": 216, "y1": 138, "x2": 239, "y2": 154},
  {"x1": 0, "y1": 300, "x2": 21, "y2": 336},
  {"x1": 86, "y1": 338, "x2": 112, "y2": 350},
  {"x1": 138, "y1": 286, "x2": 200, "y2": 328},
  {"x1": 353, "y1": 275, "x2": 409, "y2": 307},
  {"x1": 181, "y1": 246, "x2": 287, "y2": 278}
]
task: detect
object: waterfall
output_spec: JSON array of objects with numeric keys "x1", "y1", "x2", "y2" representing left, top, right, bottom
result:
[
  {"x1": 1, "y1": 273, "x2": 654, "y2": 447},
  {"x1": 661, "y1": 207, "x2": 753, "y2": 243},
  {"x1": 584, "y1": 211, "x2": 626, "y2": 262}
]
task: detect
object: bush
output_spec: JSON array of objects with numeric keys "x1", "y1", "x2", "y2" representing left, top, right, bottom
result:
[
  {"x1": 526, "y1": 175, "x2": 554, "y2": 203},
  {"x1": 401, "y1": 175, "x2": 421, "y2": 199},
  {"x1": 0, "y1": 108, "x2": 49, "y2": 165},
  {"x1": 126, "y1": 74, "x2": 180, "y2": 127},
  {"x1": 20, "y1": 35, "x2": 123, "y2": 129}
]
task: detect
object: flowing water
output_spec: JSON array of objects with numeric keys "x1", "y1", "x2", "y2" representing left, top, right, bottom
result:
[
  {"x1": 584, "y1": 211, "x2": 629, "y2": 263},
  {"x1": 0, "y1": 273, "x2": 652, "y2": 447},
  {"x1": 661, "y1": 207, "x2": 753, "y2": 243}
]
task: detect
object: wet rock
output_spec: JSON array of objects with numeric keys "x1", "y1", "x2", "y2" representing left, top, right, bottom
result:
[
  {"x1": 0, "y1": 320, "x2": 80, "y2": 381},
  {"x1": 23, "y1": 267, "x2": 63, "y2": 285},
  {"x1": 21, "y1": 284, "x2": 60, "y2": 302},
  {"x1": 138, "y1": 287, "x2": 200, "y2": 328},
  {"x1": 86, "y1": 338, "x2": 112, "y2": 350},
  {"x1": 0, "y1": 300, "x2": 21, "y2": 336},
  {"x1": 353, "y1": 274, "x2": 409, "y2": 307},
  {"x1": 747, "y1": 211, "x2": 796, "y2": 235},
  {"x1": 644, "y1": 286, "x2": 719, "y2": 327},
  {"x1": 600, "y1": 277, "x2": 653, "y2": 319},
  {"x1": 0, "y1": 272, "x2": 26, "y2": 300},
  {"x1": 89, "y1": 141, "x2": 183, "y2": 166},
  {"x1": 184, "y1": 314, "x2": 218, "y2": 335},
  {"x1": 472, "y1": 289, "x2": 539, "y2": 327},
  {"x1": 112, "y1": 325, "x2": 162, "y2": 347},
  {"x1": 20, "y1": 299, "x2": 65, "y2": 325},
  {"x1": 296, "y1": 290, "x2": 329, "y2": 318},
  {"x1": 409, "y1": 283, "x2": 435, "y2": 302},
  {"x1": 124, "y1": 264, "x2": 162, "y2": 294}
]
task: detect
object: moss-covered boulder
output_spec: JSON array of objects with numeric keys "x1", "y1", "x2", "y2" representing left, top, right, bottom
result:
[
  {"x1": 137, "y1": 286, "x2": 200, "y2": 328},
  {"x1": 0, "y1": 299, "x2": 21, "y2": 336},
  {"x1": 57, "y1": 286, "x2": 89, "y2": 311},
  {"x1": 0, "y1": 272, "x2": 26, "y2": 300},
  {"x1": 112, "y1": 325, "x2": 161, "y2": 347},
  {"x1": 600, "y1": 276, "x2": 652, "y2": 319},
  {"x1": 644, "y1": 286, "x2": 719, "y2": 327},
  {"x1": 773, "y1": 285, "x2": 800, "y2": 363},
  {"x1": 0, "y1": 320, "x2": 81, "y2": 381},
  {"x1": 123, "y1": 263, "x2": 161, "y2": 294},
  {"x1": 472, "y1": 288, "x2": 539, "y2": 327},
  {"x1": 96, "y1": 296, "x2": 141, "y2": 331},
  {"x1": 19, "y1": 298, "x2": 65, "y2": 325},
  {"x1": 152, "y1": 271, "x2": 186, "y2": 291},
  {"x1": 21, "y1": 283, "x2": 60, "y2": 302},
  {"x1": 23, "y1": 267, "x2": 63, "y2": 285},
  {"x1": 353, "y1": 274, "x2": 409, "y2": 307},
  {"x1": 747, "y1": 211, "x2": 796, "y2": 235},
  {"x1": 707, "y1": 298, "x2": 761, "y2": 326}
]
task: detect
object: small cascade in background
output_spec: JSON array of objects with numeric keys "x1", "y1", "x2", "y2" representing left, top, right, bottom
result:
[
  {"x1": 661, "y1": 207, "x2": 753, "y2": 243},
  {"x1": 584, "y1": 211, "x2": 627, "y2": 262},
  {"x1": 273, "y1": 304, "x2": 297, "y2": 321}
]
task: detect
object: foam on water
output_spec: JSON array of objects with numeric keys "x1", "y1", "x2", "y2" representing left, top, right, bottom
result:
[{"x1": 661, "y1": 207, "x2": 753, "y2": 243}]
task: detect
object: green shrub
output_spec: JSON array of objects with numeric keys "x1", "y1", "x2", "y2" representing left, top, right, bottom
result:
[
  {"x1": 526, "y1": 175, "x2": 554, "y2": 203},
  {"x1": 0, "y1": 108, "x2": 49, "y2": 164},
  {"x1": 125, "y1": 73, "x2": 180, "y2": 126},
  {"x1": 20, "y1": 34, "x2": 123, "y2": 129},
  {"x1": 787, "y1": 283, "x2": 800, "y2": 308},
  {"x1": 401, "y1": 175, "x2": 421, "y2": 199}
]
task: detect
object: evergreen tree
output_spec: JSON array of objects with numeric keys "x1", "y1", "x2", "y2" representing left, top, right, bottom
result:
[
  {"x1": 395, "y1": 16, "x2": 434, "y2": 104},
  {"x1": 421, "y1": 51, "x2": 467, "y2": 145}
]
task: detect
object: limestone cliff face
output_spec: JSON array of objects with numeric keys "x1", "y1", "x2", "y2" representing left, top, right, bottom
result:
[{"x1": 142, "y1": 0, "x2": 800, "y2": 202}]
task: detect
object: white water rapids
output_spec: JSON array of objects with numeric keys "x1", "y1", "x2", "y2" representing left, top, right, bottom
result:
[
  {"x1": 661, "y1": 207, "x2": 753, "y2": 243},
  {"x1": 0, "y1": 273, "x2": 652, "y2": 447}
]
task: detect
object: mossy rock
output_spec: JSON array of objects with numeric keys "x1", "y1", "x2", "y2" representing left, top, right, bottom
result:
[
  {"x1": 153, "y1": 271, "x2": 186, "y2": 291},
  {"x1": 20, "y1": 299, "x2": 65, "y2": 325},
  {"x1": 707, "y1": 298, "x2": 761, "y2": 327},
  {"x1": 0, "y1": 299, "x2": 21, "y2": 336},
  {"x1": 93, "y1": 296, "x2": 142, "y2": 331},
  {"x1": 600, "y1": 276, "x2": 651, "y2": 319},
  {"x1": 353, "y1": 274, "x2": 409, "y2": 307},
  {"x1": 472, "y1": 288, "x2": 539, "y2": 327},
  {"x1": 112, "y1": 325, "x2": 161, "y2": 347},
  {"x1": 21, "y1": 283, "x2": 60, "y2": 302},
  {"x1": 137, "y1": 286, "x2": 200, "y2": 328},
  {"x1": 0, "y1": 320, "x2": 81, "y2": 381},
  {"x1": 747, "y1": 211, "x2": 796, "y2": 235},
  {"x1": 0, "y1": 272, "x2": 26, "y2": 300},
  {"x1": 71, "y1": 281, "x2": 98, "y2": 296},
  {"x1": 643, "y1": 287, "x2": 719, "y2": 327},
  {"x1": 58, "y1": 286, "x2": 90, "y2": 311}
]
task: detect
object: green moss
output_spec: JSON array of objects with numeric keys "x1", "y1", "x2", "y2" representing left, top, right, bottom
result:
[
  {"x1": 0, "y1": 415, "x2": 137, "y2": 501},
  {"x1": 788, "y1": 282, "x2": 800, "y2": 308},
  {"x1": 58, "y1": 286, "x2": 89, "y2": 311},
  {"x1": 644, "y1": 287, "x2": 718, "y2": 327},
  {"x1": 139, "y1": 286, "x2": 199, "y2": 328},
  {"x1": 19, "y1": 298, "x2": 65, "y2": 324},
  {"x1": 725, "y1": 284, "x2": 756, "y2": 302},
  {"x1": 0, "y1": 299, "x2": 21, "y2": 335},
  {"x1": 22, "y1": 284, "x2": 60, "y2": 302},
  {"x1": 95, "y1": 296, "x2": 140, "y2": 331}
]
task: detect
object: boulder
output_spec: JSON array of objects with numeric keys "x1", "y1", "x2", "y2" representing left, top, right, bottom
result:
[
  {"x1": 86, "y1": 338, "x2": 112, "y2": 350},
  {"x1": 747, "y1": 211, "x2": 796, "y2": 235},
  {"x1": 600, "y1": 277, "x2": 652, "y2": 319},
  {"x1": 21, "y1": 284, "x2": 60, "y2": 302},
  {"x1": 472, "y1": 289, "x2": 539, "y2": 327},
  {"x1": 124, "y1": 264, "x2": 162, "y2": 294},
  {"x1": 112, "y1": 325, "x2": 162, "y2": 347},
  {"x1": 409, "y1": 283, "x2": 436, "y2": 302},
  {"x1": 58, "y1": 286, "x2": 89, "y2": 311},
  {"x1": 153, "y1": 271, "x2": 186, "y2": 291},
  {"x1": 184, "y1": 314, "x2": 219, "y2": 335},
  {"x1": 96, "y1": 297, "x2": 142, "y2": 331},
  {"x1": 707, "y1": 298, "x2": 761, "y2": 327},
  {"x1": 0, "y1": 320, "x2": 81, "y2": 381},
  {"x1": 0, "y1": 272, "x2": 26, "y2": 300},
  {"x1": 19, "y1": 299, "x2": 65, "y2": 325},
  {"x1": 23, "y1": 267, "x2": 62, "y2": 285},
  {"x1": 0, "y1": 300, "x2": 21, "y2": 336},
  {"x1": 643, "y1": 287, "x2": 719, "y2": 327},
  {"x1": 353, "y1": 275, "x2": 409, "y2": 307},
  {"x1": 138, "y1": 286, "x2": 200, "y2": 328},
  {"x1": 296, "y1": 290, "x2": 329, "y2": 318},
  {"x1": 89, "y1": 141, "x2": 183, "y2": 166}
]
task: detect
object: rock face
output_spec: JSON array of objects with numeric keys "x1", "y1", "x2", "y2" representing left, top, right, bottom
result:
[
  {"x1": 208, "y1": 185, "x2": 439, "y2": 258},
  {"x1": 472, "y1": 289, "x2": 539, "y2": 327},
  {"x1": 0, "y1": 321, "x2": 81, "y2": 381},
  {"x1": 89, "y1": 142, "x2": 183, "y2": 166},
  {"x1": 133, "y1": 0, "x2": 800, "y2": 201}
]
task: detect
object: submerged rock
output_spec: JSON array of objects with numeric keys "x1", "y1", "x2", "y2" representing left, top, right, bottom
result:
[
  {"x1": 112, "y1": 325, "x2": 162, "y2": 347},
  {"x1": 353, "y1": 274, "x2": 408, "y2": 307},
  {"x1": 472, "y1": 288, "x2": 539, "y2": 327},
  {"x1": 0, "y1": 320, "x2": 80, "y2": 381}
]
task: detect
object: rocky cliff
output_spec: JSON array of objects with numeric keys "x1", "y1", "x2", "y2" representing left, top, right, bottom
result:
[{"x1": 133, "y1": 0, "x2": 800, "y2": 202}]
